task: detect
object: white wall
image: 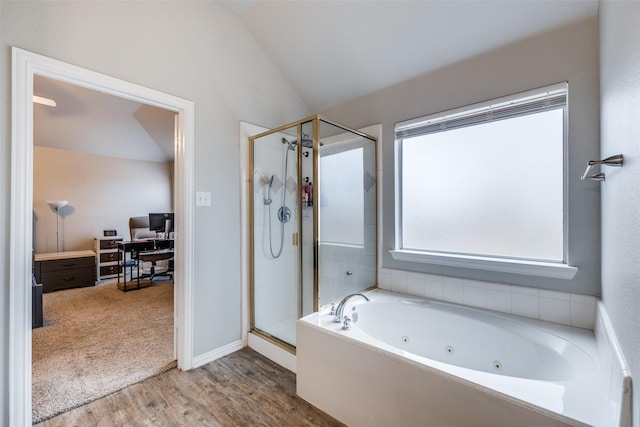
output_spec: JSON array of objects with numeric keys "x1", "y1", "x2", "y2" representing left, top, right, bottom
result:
[
  {"x1": 0, "y1": 2, "x2": 6, "y2": 422},
  {"x1": 599, "y1": 1, "x2": 640, "y2": 424},
  {"x1": 0, "y1": 2, "x2": 309, "y2": 423},
  {"x1": 321, "y1": 17, "x2": 600, "y2": 296},
  {"x1": 33, "y1": 146, "x2": 172, "y2": 253}
]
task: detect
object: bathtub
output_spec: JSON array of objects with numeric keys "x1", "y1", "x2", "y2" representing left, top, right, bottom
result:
[{"x1": 297, "y1": 290, "x2": 629, "y2": 427}]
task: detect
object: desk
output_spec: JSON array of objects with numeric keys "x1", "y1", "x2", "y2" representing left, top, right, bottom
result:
[{"x1": 117, "y1": 240, "x2": 173, "y2": 291}]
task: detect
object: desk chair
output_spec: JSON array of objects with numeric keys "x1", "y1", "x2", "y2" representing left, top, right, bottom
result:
[{"x1": 128, "y1": 216, "x2": 174, "y2": 283}]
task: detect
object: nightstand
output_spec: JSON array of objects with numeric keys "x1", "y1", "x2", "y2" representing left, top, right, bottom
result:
[{"x1": 94, "y1": 236, "x2": 123, "y2": 280}]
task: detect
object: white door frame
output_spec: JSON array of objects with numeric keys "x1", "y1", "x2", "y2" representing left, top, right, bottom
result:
[{"x1": 9, "y1": 47, "x2": 195, "y2": 426}]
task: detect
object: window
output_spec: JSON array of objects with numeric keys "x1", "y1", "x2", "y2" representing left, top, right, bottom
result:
[
  {"x1": 320, "y1": 148, "x2": 364, "y2": 246},
  {"x1": 392, "y1": 83, "x2": 577, "y2": 279}
]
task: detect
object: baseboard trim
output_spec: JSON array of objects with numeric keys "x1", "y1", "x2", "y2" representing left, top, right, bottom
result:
[
  {"x1": 248, "y1": 332, "x2": 297, "y2": 373},
  {"x1": 192, "y1": 340, "x2": 244, "y2": 368}
]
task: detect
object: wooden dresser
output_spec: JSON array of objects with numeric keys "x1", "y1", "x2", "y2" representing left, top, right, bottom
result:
[{"x1": 34, "y1": 250, "x2": 96, "y2": 293}]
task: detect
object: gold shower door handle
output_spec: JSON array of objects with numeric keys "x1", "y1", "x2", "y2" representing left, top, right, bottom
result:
[{"x1": 292, "y1": 232, "x2": 299, "y2": 246}]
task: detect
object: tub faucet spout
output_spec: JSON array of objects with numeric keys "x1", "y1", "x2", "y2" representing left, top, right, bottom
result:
[{"x1": 333, "y1": 293, "x2": 370, "y2": 323}]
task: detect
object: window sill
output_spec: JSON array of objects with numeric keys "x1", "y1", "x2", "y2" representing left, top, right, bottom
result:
[{"x1": 389, "y1": 250, "x2": 578, "y2": 280}]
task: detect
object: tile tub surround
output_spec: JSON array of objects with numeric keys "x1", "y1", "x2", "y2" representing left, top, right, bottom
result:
[{"x1": 380, "y1": 268, "x2": 597, "y2": 329}]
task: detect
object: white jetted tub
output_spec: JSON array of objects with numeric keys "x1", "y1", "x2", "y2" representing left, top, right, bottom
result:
[{"x1": 297, "y1": 290, "x2": 629, "y2": 427}]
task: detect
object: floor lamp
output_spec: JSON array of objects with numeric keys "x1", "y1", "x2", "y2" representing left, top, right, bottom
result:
[{"x1": 47, "y1": 200, "x2": 68, "y2": 252}]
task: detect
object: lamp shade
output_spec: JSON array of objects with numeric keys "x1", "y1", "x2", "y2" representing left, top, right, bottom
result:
[{"x1": 47, "y1": 200, "x2": 68, "y2": 209}]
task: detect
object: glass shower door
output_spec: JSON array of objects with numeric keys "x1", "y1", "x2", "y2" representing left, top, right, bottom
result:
[{"x1": 251, "y1": 125, "x2": 300, "y2": 347}]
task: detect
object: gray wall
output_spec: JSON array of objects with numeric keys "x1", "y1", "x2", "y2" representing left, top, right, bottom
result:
[
  {"x1": 0, "y1": 1, "x2": 309, "y2": 423},
  {"x1": 600, "y1": 1, "x2": 640, "y2": 424},
  {"x1": 321, "y1": 17, "x2": 601, "y2": 295},
  {"x1": 33, "y1": 146, "x2": 173, "y2": 253}
]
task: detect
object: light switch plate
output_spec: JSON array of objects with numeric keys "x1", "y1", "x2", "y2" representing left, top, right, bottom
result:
[{"x1": 195, "y1": 191, "x2": 212, "y2": 207}]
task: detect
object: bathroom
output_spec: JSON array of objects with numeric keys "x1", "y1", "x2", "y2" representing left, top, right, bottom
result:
[
  {"x1": 244, "y1": 5, "x2": 636, "y2": 427},
  {"x1": 3, "y1": 1, "x2": 640, "y2": 426}
]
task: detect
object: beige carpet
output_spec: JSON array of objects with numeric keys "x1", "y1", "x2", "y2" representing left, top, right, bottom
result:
[{"x1": 32, "y1": 279, "x2": 176, "y2": 423}]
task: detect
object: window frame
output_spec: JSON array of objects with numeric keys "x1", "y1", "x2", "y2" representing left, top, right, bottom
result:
[{"x1": 391, "y1": 83, "x2": 577, "y2": 279}]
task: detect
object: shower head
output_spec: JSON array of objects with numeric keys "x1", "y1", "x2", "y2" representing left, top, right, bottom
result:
[
  {"x1": 282, "y1": 134, "x2": 320, "y2": 149},
  {"x1": 269, "y1": 174, "x2": 274, "y2": 187},
  {"x1": 281, "y1": 137, "x2": 296, "y2": 151}
]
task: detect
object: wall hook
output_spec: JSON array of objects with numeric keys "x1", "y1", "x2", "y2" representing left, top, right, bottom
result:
[{"x1": 581, "y1": 154, "x2": 623, "y2": 182}]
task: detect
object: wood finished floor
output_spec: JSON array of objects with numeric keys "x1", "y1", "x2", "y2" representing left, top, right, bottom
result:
[{"x1": 35, "y1": 347, "x2": 345, "y2": 427}]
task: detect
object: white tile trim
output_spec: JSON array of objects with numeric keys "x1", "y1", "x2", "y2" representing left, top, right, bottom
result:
[{"x1": 380, "y1": 268, "x2": 595, "y2": 329}]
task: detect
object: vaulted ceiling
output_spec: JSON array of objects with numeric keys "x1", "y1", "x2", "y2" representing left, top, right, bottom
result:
[
  {"x1": 219, "y1": 0, "x2": 599, "y2": 112},
  {"x1": 33, "y1": 0, "x2": 599, "y2": 162}
]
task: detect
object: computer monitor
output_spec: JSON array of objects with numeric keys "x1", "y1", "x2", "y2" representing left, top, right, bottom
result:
[{"x1": 148, "y1": 213, "x2": 174, "y2": 235}]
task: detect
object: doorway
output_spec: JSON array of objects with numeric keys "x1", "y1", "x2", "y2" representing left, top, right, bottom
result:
[
  {"x1": 9, "y1": 47, "x2": 196, "y2": 425},
  {"x1": 31, "y1": 74, "x2": 177, "y2": 422}
]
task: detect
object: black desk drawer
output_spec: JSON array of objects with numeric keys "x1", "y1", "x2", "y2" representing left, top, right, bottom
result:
[
  {"x1": 100, "y1": 239, "x2": 122, "y2": 250},
  {"x1": 100, "y1": 264, "x2": 122, "y2": 276},
  {"x1": 41, "y1": 267, "x2": 95, "y2": 293},
  {"x1": 35, "y1": 254, "x2": 96, "y2": 293},
  {"x1": 39, "y1": 256, "x2": 95, "y2": 274},
  {"x1": 99, "y1": 252, "x2": 119, "y2": 263}
]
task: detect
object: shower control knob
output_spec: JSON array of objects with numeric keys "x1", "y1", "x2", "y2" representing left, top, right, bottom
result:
[{"x1": 278, "y1": 206, "x2": 292, "y2": 223}]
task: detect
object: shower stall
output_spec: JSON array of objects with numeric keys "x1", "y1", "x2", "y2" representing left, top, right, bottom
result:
[{"x1": 250, "y1": 115, "x2": 377, "y2": 350}]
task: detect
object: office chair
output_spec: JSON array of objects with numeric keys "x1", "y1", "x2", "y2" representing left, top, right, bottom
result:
[
  {"x1": 128, "y1": 216, "x2": 174, "y2": 283},
  {"x1": 129, "y1": 216, "x2": 156, "y2": 240}
]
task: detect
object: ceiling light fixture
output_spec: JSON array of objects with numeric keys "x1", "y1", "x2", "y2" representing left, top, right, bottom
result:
[{"x1": 33, "y1": 95, "x2": 57, "y2": 107}]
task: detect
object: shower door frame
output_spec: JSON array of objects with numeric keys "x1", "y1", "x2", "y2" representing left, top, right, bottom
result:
[
  {"x1": 249, "y1": 115, "x2": 378, "y2": 353},
  {"x1": 249, "y1": 120, "x2": 304, "y2": 353}
]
